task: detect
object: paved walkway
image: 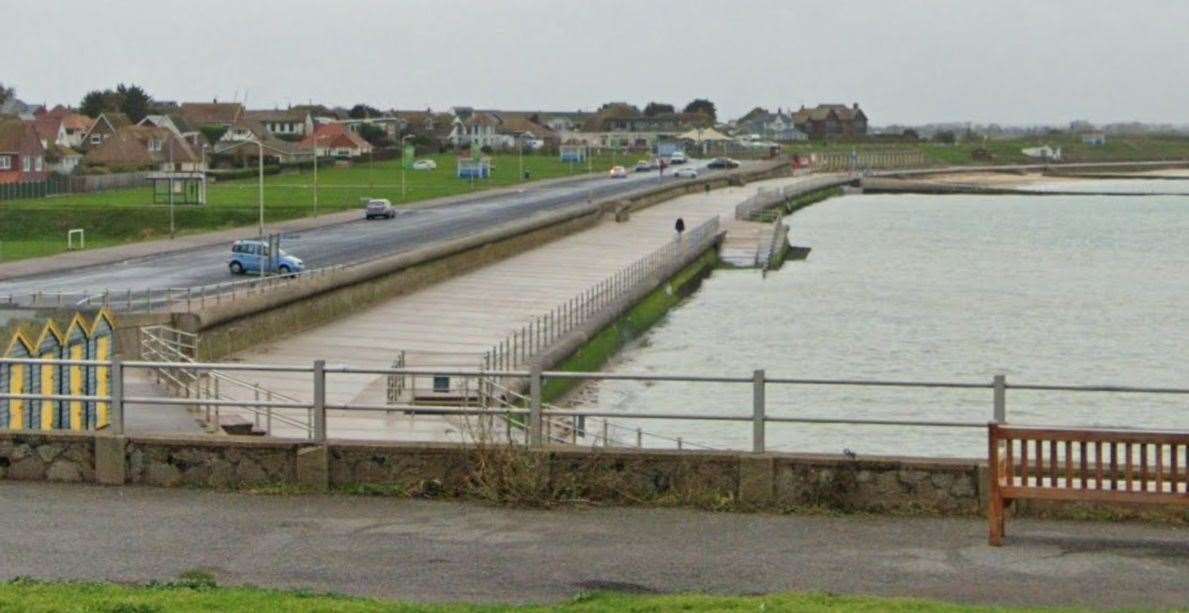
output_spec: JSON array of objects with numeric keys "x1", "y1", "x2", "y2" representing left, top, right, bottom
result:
[
  {"x1": 227, "y1": 174, "x2": 824, "y2": 441},
  {"x1": 0, "y1": 482, "x2": 1184, "y2": 608}
]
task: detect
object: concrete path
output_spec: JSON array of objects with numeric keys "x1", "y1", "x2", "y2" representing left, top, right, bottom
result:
[
  {"x1": 0, "y1": 482, "x2": 1185, "y2": 608},
  {"x1": 228, "y1": 173, "x2": 826, "y2": 440}
]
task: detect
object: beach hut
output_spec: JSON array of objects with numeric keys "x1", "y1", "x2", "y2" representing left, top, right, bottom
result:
[
  {"x1": 31, "y1": 322, "x2": 65, "y2": 430},
  {"x1": 63, "y1": 314, "x2": 91, "y2": 431},
  {"x1": 1, "y1": 333, "x2": 35, "y2": 430},
  {"x1": 88, "y1": 310, "x2": 116, "y2": 429}
]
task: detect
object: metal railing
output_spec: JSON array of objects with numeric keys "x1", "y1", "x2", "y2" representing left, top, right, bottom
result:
[
  {"x1": 481, "y1": 216, "x2": 720, "y2": 373},
  {"x1": 3, "y1": 356, "x2": 1185, "y2": 454},
  {"x1": 3, "y1": 265, "x2": 346, "y2": 313},
  {"x1": 139, "y1": 326, "x2": 311, "y2": 437}
]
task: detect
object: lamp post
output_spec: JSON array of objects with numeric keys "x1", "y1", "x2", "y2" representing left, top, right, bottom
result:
[
  {"x1": 168, "y1": 139, "x2": 175, "y2": 239},
  {"x1": 257, "y1": 138, "x2": 265, "y2": 238},
  {"x1": 312, "y1": 131, "x2": 319, "y2": 218},
  {"x1": 400, "y1": 134, "x2": 413, "y2": 198},
  {"x1": 517, "y1": 133, "x2": 524, "y2": 181}
]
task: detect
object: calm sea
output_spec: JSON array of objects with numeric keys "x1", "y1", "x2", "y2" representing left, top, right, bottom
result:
[{"x1": 583, "y1": 181, "x2": 1189, "y2": 457}]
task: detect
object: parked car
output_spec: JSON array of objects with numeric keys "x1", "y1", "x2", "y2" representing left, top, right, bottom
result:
[
  {"x1": 412, "y1": 159, "x2": 437, "y2": 170},
  {"x1": 674, "y1": 167, "x2": 698, "y2": 178},
  {"x1": 228, "y1": 240, "x2": 305, "y2": 275},
  {"x1": 707, "y1": 157, "x2": 740, "y2": 169},
  {"x1": 608, "y1": 165, "x2": 628, "y2": 178},
  {"x1": 669, "y1": 151, "x2": 688, "y2": 164},
  {"x1": 634, "y1": 159, "x2": 654, "y2": 172},
  {"x1": 365, "y1": 198, "x2": 396, "y2": 219}
]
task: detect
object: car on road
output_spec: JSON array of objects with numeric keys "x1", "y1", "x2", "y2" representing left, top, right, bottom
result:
[
  {"x1": 668, "y1": 151, "x2": 688, "y2": 165},
  {"x1": 365, "y1": 198, "x2": 396, "y2": 219},
  {"x1": 412, "y1": 159, "x2": 437, "y2": 170},
  {"x1": 674, "y1": 167, "x2": 698, "y2": 178},
  {"x1": 229, "y1": 240, "x2": 305, "y2": 275},
  {"x1": 707, "y1": 157, "x2": 740, "y2": 169},
  {"x1": 608, "y1": 165, "x2": 628, "y2": 178},
  {"x1": 635, "y1": 159, "x2": 655, "y2": 172}
]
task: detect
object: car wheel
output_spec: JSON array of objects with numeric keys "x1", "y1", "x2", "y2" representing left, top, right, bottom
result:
[
  {"x1": 388, "y1": 212, "x2": 396, "y2": 219},
  {"x1": 278, "y1": 265, "x2": 291, "y2": 275},
  {"x1": 230, "y1": 261, "x2": 244, "y2": 275}
]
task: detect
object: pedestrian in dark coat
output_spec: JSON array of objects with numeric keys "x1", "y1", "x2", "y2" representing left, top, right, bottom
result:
[{"x1": 675, "y1": 217, "x2": 685, "y2": 235}]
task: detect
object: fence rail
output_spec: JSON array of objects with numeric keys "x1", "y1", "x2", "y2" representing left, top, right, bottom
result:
[
  {"x1": 2, "y1": 356, "x2": 1185, "y2": 454},
  {"x1": 3, "y1": 265, "x2": 346, "y2": 313},
  {"x1": 482, "y1": 216, "x2": 720, "y2": 374}
]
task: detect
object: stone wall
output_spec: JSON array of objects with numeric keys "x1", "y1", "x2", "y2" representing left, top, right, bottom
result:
[
  {"x1": 0, "y1": 431, "x2": 95, "y2": 483},
  {"x1": 3, "y1": 431, "x2": 1181, "y2": 522},
  {"x1": 126, "y1": 436, "x2": 298, "y2": 488}
]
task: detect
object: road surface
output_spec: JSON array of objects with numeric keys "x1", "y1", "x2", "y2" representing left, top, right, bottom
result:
[{"x1": 0, "y1": 162, "x2": 715, "y2": 299}]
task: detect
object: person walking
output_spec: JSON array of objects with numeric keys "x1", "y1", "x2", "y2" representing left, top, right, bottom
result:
[{"x1": 675, "y1": 217, "x2": 685, "y2": 236}]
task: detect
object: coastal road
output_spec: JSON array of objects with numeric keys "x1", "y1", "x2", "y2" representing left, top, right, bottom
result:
[{"x1": 0, "y1": 161, "x2": 715, "y2": 300}]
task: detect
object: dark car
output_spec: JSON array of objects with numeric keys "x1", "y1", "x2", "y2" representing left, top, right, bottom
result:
[{"x1": 707, "y1": 157, "x2": 740, "y2": 169}]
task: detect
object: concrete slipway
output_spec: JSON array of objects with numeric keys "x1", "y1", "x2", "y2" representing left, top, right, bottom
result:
[{"x1": 220, "y1": 173, "x2": 832, "y2": 441}]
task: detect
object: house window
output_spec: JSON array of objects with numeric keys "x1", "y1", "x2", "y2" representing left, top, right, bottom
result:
[
  {"x1": 35, "y1": 157, "x2": 43, "y2": 172},
  {"x1": 23, "y1": 156, "x2": 31, "y2": 172},
  {"x1": 0, "y1": 156, "x2": 9, "y2": 169},
  {"x1": 432, "y1": 376, "x2": 450, "y2": 393},
  {"x1": 91, "y1": 135, "x2": 102, "y2": 145}
]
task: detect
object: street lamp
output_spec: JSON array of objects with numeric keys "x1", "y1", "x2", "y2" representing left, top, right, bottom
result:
[
  {"x1": 168, "y1": 138, "x2": 175, "y2": 239},
  {"x1": 400, "y1": 134, "x2": 414, "y2": 198},
  {"x1": 257, "y1": 138, "x2": 265, "y2": 238}
]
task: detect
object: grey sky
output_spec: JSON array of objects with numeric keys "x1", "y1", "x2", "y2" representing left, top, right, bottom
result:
[{"x1": 5, "y1": 0, "x2": 1187, "y2": 125}]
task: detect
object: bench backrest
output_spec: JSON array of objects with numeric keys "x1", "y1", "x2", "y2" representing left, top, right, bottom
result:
[{"x1": 989, "y1": 424, "x2": 1189, "y2": 501}]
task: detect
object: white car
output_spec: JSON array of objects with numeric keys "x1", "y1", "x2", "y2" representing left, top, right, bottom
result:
[
  {"x1": 669, "y1": 151, "x2": 688, "y2": 164},
  {"x1": 674, "y1": 167, "x2": 698, "y2": 178},
  {"x1": 412, "y1": 159, "x2": 437, "y2": 170},
  {"x1": 608, "y1": 165, "x2": 628, "y2": 178}
]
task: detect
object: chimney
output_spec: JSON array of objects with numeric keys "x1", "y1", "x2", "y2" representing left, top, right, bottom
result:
[{"x1": 853, "y1": 102, "x2": 859, "y2": 110}]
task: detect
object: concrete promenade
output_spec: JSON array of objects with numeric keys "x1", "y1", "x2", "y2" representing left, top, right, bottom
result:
[
  {"x1": 226, "y1": 174, "x2": 827, "y2": 440},
  {"x1": 0, "y1": 482, "x2": 1185, "y2": 608}
]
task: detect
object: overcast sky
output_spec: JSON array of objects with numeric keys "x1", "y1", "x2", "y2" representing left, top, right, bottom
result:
[{"x1": 5, "y1": 0, "x2": 1187, "y2": 125}]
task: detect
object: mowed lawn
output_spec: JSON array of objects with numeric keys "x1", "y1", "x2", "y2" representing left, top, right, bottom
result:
[
  {"x1": 0, "y1": 580, "x2": 1150, "y2": 613},
  {"x1": 0, "y1": 152, "x2": 642, "y2": 263}
]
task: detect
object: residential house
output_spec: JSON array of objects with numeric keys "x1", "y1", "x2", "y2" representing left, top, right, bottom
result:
[
  {"x1": 493, "y1": 115, "x2": 558, "y2": 150},
  {"x1": 80, "y1": 112, "x2": 132, "y2": 149},
  {"x1": 83, "y1": 125, "x2": 202, "y2": 172},
  {"x1": 211, "y1": 118, "x2": 310, "y2": 165},
  {"x1": 735, "y1": 107, "x2": 807, "y2": 142},
  {"x1": 1081, "y1": 131, "x2": 1106, "y2": 146},
  {"x1": 0, "y1": 97, "x2": 41, "y2": 120},
  {"x1": 792, "y1": 103, "x2": 868, "y2": 139},
  {"x1": 138, "y1": 113, "x2": 203, "y2": 149},
  {"x1": 298, "y1": 123, "x2": 373, "y2": 159},
  {"x1": 244, "y1": 109, "x2": 314, "y2": 139},
  {"x1": 0, "y1": 119, "x2": 48, "y2": 184},
  {"x1": 449, "y1": 112, "x2": 503, "y2": 149},
  {"x1": 60, "y1": 112, "x2": 93, "y2": 148},
  {"x1": 179, "y1": 101, "x2": 245, "y2": 133},
  {"x1": 568, "y1": 107, "x2": 712, "y2": 149}
]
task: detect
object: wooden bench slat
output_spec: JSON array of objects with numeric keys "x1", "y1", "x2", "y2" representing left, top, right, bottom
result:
[{"x1": 988, "y1": 424, "x2": 1189, "y2": 546}]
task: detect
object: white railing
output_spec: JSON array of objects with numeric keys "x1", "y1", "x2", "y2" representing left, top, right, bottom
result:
[
  {"x1": 481, "y1": 216, "x2": 720, "y2": 373},
  {"x1": 4, "y1": 356, "x2": 1186, "y2": 455}
]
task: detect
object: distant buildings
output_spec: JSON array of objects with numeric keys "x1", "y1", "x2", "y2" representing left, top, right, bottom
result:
[
  {"x1": 791, "y1": 103, "x2": 868, "y2": 139},
  {"x1": 734, "y1": 107, "x2": 807, "y2": 142},
  {"x1": 0, "y1": 118, "x2": 47, "y2": 183}
]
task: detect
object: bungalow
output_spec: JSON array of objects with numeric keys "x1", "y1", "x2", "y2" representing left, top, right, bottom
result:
[
  {"x1": 566, "y1": 107, "x2": 712, "y2": 149},
  {"x1": 211, "y1": 119, "x2": 310, "y2": 165},
  {"x1": 493, "y1": 116, "x2": 558, "y2": 150},
  {"x1": 0, "y1": 119, "x2": 48, "y2": 184},
  {"x1": 298, "y1": 123, "x2": 373, "y2": 159},
  {"x1": 138, "y1": 114, "x2": 203, "y2": 149},
  {"x1": 448, "y1": 112, "x2": 503, "y2": 149},
  {"x1": 80, "y1": 112, "x2": 132, "y2": 149},
  {"x1": 83, "y1": 125, "x2": 202, "y2": 172},
  {"x1": 244, "y1": 109, "x2": 314, "y2": 138}
]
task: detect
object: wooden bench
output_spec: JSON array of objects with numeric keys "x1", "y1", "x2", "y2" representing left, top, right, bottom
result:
[{"x1": 988, "y1": 424, "x2": 1188, "y2": 546}]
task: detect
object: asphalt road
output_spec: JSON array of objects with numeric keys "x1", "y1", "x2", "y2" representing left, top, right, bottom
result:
[
  {"x1": 0, "y1": 162, "x2": 714, "y2": 298},
  {"x1": 0, "y1": 482, "x2": 1185, "y2": 607}
]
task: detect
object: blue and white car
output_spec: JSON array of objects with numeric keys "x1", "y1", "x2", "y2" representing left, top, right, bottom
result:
[{"x1": 228, "y1": 239, "x2": 305, "y2": 275}]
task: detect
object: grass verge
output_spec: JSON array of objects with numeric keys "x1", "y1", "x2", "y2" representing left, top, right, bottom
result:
[
  {"x1": 0, "y1": 579, "x2": 1164, "y2": 612},
  {"x1": 0, "y1": 152, "x2": 633, "y2": 263}
]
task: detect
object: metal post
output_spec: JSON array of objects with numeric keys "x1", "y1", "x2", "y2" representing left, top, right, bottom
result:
[
  {"x1": 636, "y1": 428, "x2": 643, "y2": 448},
  {"x1": 313, "y1": 359, "x2": 327, "y2": 442},
  {"x1": 602, "y1": 420, "x2": 609, "y2": 447},
  {"x1": 752, "y1": 369, "x2": 766, "y2": 453},
  {"x1": 110, "y1": 357, "x2": 124, "y2": 435},
  {"x1": 529, "y1": 364, "x2": 543, "y2": 447},
  {"x1": 993, "y1": 374, "x2": 1007, "y2": 423}
]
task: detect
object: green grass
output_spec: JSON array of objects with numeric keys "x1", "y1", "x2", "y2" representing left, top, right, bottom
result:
[
  {"x1": 784, "y1": 134, "x2": 1189, "y2": 167},
  {"x1": 0, "y1": 579, "x2": 1156, "y2": 612},
  {"x1": 0, "y1": 152, "x2": 638, "y2": 263}
]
